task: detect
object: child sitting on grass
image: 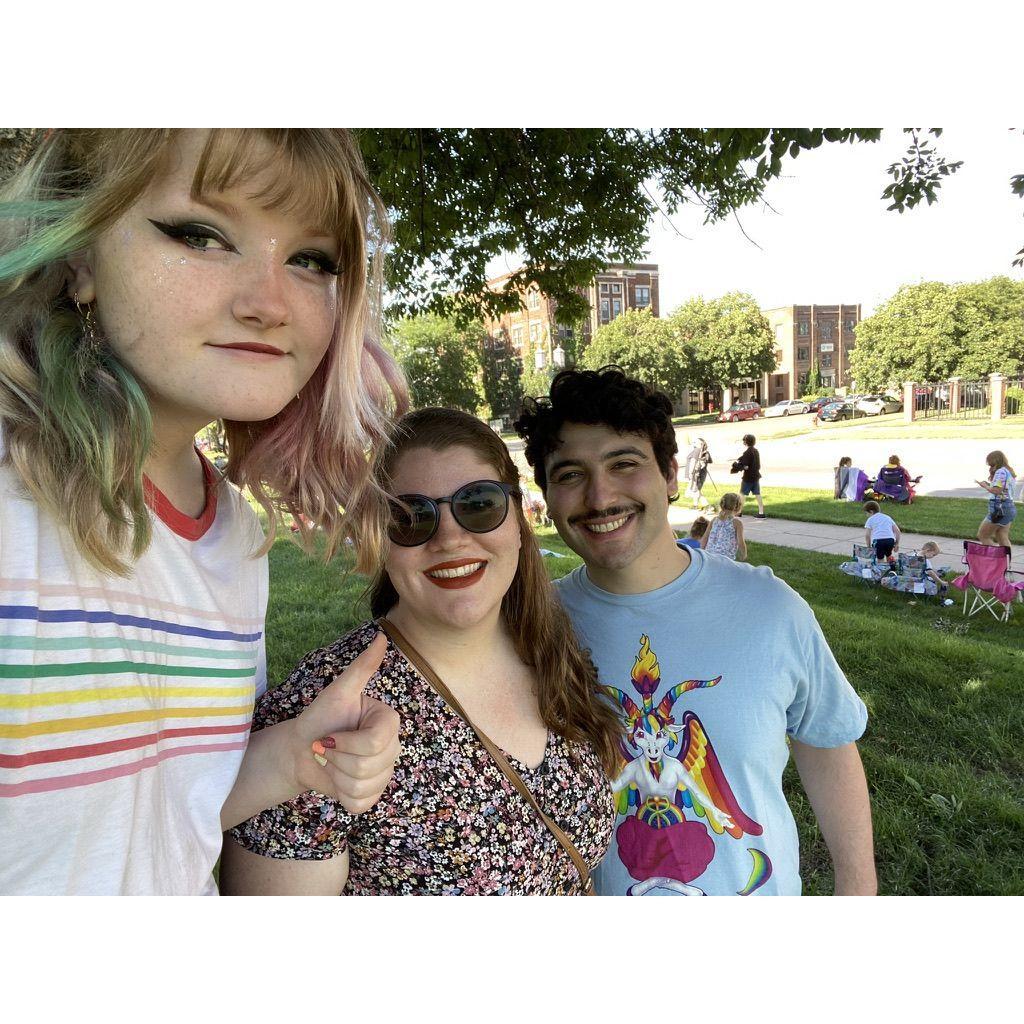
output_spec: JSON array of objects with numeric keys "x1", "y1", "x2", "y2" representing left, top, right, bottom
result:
[
  {"x1": 863, "y1": 500, "x2": 901, "y2": 563},
  {"x1": 701, "y1": 493, "x2": 746, "y2": 561},
  {"x1": 918, "y1": 541, "x2": 950, "y2": 593},
  {"x1": 678, "y1": 516, "x2": 708, "y2": 550}
]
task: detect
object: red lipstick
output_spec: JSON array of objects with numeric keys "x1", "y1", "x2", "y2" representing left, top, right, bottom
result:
[{"x1": 422, "y1": 557, "x2": 487, "y2": 590}]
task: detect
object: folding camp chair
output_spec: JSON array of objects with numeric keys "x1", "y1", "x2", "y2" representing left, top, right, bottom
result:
[
  {"x1": 839, "y1": 543, "x2": 885, "y2": 584},
  {"x1": 950, "y1": 542, "x2": 1024, "y2": 622}
]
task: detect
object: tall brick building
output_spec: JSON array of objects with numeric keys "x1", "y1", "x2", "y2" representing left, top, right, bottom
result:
[
  {"x1": 483, "y1": 263, "x2": 660, "y2": 371},
  {"x1": 759, "y1": 303, "x2": 862, "y2": 403}
]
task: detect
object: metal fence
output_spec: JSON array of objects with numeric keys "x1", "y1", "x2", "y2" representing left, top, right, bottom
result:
[
  {"x1": 1006, "y1": 378, "x2": 1024, "y2": 416},
  {"x1": 913, "y1": 380, "x2": 990, "y2": 420}
]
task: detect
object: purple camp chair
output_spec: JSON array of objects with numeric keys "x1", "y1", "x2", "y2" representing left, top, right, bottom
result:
[{"x1": 950, "y1": 542, "x2": 1024, "y2": 622}]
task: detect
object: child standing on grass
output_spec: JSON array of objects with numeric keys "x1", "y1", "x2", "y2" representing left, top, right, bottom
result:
[
  {"x1": 863, "y1": 500, "x2": 900, "y2": 562},
  {"x1": 678, "y1": 516, "x2": 708, "y2": 550},
  {"x1": 701, "y1": 492, "x2": 746, "y2": 560}
]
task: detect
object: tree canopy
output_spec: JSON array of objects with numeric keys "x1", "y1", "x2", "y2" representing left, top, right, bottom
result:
[
  {"x1": 580, "y1": 308, "x2": 685, "y2": 395},
  {"x1": 388, "y1": 314, "x2": 483, "y2": 412},
  {"x1": 2, "y1": 129, "x2": 1016, "y2": 322},
  {"x1": 353, "y1": 128, "x2": 1015, "y2": 322},
  {"x1": 849, "y1": 276, "x2": 1024, "y2": 388},
  {"x1": 668, "y1": 292, "x2": 777, "y2": 389}
]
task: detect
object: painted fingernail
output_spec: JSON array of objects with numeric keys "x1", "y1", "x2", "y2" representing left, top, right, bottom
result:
[
  {"x1": 312, "y1": 752, "x2": 328, "y2": 768},
  {"x1": 312, "y1": 740, "x2": 326, "y2": 756},
  {"x1": 319, "y1": 736, "x2": 336, "y2": 750}
]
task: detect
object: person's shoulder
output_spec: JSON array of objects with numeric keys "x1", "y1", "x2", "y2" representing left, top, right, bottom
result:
[{"x1": 701, "y1": 551, "x2": 811, "y2": 616}]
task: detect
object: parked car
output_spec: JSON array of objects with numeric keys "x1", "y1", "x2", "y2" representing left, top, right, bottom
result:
[
  {"x1": 806, "y1": 396, "x2": 834, "y2": 414},
  {"x1": 818, "y1": 401, "x2": 857, "y2": 422},
  {"x1": 764, "y1": 399, "x2": 810, "y2": 418},
  {"x1": 718, "y1": 401, "x2": 762, "y2": 423},
  {"x1": 856, "y1": 394, "x2": 903, "y2": 416}
]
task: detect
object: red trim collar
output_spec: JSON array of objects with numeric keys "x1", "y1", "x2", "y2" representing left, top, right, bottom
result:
[{"x1": 143, "y1": 450, "x2": 219, "y2": 541}]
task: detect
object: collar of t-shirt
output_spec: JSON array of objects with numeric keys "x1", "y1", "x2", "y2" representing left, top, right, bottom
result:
[
  {"x1": 143, "y1": 449, "x2": 219, "y2": 541},
  {"x1": 574, "y1": 546, "x2": 706, "y2": 607}
]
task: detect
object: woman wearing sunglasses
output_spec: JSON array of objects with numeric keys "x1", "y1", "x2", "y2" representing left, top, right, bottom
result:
[{"x1": 221, "y1": 407, "x2": 620, "y2": 894}]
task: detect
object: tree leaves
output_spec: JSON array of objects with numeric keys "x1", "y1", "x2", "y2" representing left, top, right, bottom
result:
[
  {"x1": 578, "y1": 294, "x2": 776, "y2": 396},
  {"x1": 849, "y1": 277, "x2": 1024, "y2": 389}
]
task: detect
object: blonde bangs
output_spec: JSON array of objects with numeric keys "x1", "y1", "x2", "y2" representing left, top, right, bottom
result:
[{"x1": 190, "y1": 130, "x2": 373, "y2": 255}]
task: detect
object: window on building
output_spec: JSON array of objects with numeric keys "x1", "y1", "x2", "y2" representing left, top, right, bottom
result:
[
  {"x1": 611, "y1": 282, "x2": 621, "y2": 294},
  {"x1": 797, "y1": 371, "x2": 809, "y2": 387},
  {"x1": 512, "y1": 326, "x2": 524, "y2": 348},
  {"x1": 798, "y1": 321, "x2": 809, "y2": 336},
  {"x1": 529, "y1": 322, "x2": 540, "y2": 343},
  {"x1": 820, "y1": 321, "x2": 834, "y2": 340},
  {"x1": 527, "y1": 289, "x2": 540, "y2": 311},
  {"x1": 797, "y1": 346, "x2": 809, "y2": 361},
  {"x1": 636, "y1": 286, "x2": 650, "y2": 307},
  {"x1": 600, "y1": 283, "x2": 610, "y2": 295},
  {"x1": 600, "y1": 298, "x2": 610, "y2": 322},
  {"x1": 557, "y1": 324, "x2": 574, "y2": 340},
  {"x1": 774, "y1": 349, "x2": 783, "y2": 365},
  {"x1": 611, "y1": 299, "x2": 622, "y2": 319},
  {"x1": 845, "y1": 318, "x2": 855, "y2": 332},
  {"x1": 821, "y1": 353, "x2": 833, "y2": 368}
]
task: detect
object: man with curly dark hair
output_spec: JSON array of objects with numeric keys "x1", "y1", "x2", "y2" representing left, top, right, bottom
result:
[{"x1": 515, "y1": 367, "x2": 876, "y2": 896}]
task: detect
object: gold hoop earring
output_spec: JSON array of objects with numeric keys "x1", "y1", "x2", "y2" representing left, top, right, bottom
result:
[{"x1": 73, "y1": 293, "x2": 101, "y2": 355}]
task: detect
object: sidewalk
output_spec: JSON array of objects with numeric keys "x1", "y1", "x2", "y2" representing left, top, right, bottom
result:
[{"x1": 668, "y1": 505, "x2": 1024, "y2": 574}]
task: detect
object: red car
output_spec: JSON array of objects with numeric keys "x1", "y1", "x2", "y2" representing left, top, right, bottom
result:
[{"x1": 718, "y1": 401, "x2": 762, "y2": 423}]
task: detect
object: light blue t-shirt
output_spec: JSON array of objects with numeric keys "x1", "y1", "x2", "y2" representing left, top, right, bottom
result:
[{"x1": 555, "y1": 547, "x2": 867, "y2": 896}]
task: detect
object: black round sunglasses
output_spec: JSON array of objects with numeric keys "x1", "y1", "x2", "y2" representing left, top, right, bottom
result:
[{"x1": 388, "y1": 479, "x2": 522, "y2": 547}]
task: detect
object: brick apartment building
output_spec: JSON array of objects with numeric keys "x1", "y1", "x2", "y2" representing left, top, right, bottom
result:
[
  {"x1": 755, "y1": 303, "x2": 862, "y2": 405},
  {"x1": 484, "y1": 263, "x2": 660, "y2": 371}
]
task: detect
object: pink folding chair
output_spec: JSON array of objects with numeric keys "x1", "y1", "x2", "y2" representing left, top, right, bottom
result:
[{"x1": 950, "y1": 542, "x2": 1024, "y2": 622}]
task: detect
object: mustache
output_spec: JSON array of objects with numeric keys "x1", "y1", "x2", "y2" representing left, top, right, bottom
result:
[{"x1": 569, "y1": 504, "x2": 644, "y2": 526}]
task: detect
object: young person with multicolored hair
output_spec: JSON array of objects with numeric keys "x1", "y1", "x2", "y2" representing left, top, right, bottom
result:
[{"x1": 0, "y1": 129, "x2": 406, "y2": 894}]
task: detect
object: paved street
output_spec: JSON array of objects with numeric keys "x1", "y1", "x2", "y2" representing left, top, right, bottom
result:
[{"x1": 674, "y1": 419, "x2": 1020, "y2": 498}]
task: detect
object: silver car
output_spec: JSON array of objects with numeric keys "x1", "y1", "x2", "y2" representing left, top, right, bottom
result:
[
  {"x1": 855, "y1": 394, "x2": 903, "y2": 416},
  {"x1": 764, "y1": 399, "x2": 810, "y2": 417}
]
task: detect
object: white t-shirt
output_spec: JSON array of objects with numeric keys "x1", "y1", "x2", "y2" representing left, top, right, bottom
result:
[
  {"x1": 864, "y1": 512, "x2": 897, "y2": 541},
  {"x1": 0, "y1": 453, "x2": 268, "y2": 895}
]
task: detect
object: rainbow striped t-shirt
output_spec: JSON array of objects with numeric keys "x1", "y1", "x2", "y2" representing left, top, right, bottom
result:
[{"x1": 0, "y1": 456, "x2": 268, "y2": 894}]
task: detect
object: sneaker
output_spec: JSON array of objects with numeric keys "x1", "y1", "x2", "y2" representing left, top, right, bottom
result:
[{"x1": 754, "y1": 513, "x2": 767, "y2": 519}]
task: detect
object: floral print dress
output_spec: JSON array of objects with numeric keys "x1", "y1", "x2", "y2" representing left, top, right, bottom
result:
[{"x1": 229, "y1": 621, "x2": 614, "y2": 894}]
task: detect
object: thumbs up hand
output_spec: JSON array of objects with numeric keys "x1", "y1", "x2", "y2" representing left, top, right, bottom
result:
[{"x1": 294, "y1": 632, "x2": 401, "y2": 815}]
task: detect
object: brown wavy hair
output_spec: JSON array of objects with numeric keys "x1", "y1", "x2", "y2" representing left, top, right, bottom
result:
[{"x1": 368, "y1": 407, "x2": 619, "y2": 775}]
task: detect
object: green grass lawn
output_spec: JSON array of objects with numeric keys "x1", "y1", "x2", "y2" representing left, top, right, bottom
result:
[
  {"x1": 763, "y1": 413, "x2": 1024, "y2": 443},
  {"x1": 678, "y1": 481, "x2": 1018, "y2": 543},
  {"x1": 265, "y1": 527, "x2": 1024, "y2": 895}
]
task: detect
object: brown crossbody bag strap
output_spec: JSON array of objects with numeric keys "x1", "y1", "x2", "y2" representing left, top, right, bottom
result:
[{"x1": 378, "y1": 619, "x2": 594, "y2": 895}]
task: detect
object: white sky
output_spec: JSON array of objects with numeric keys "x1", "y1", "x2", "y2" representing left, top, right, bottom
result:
[{"x1": 643, "y1": 127, "x2": 1023, "y2": 317}]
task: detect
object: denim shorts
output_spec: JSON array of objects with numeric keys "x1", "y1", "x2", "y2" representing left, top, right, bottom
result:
[
  {"x1": 987, "y1": 497, "x2": 1017, "y2": 526},
  {"x1": 740, "y1": 479, "x2": 761, "y2": 496}
]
